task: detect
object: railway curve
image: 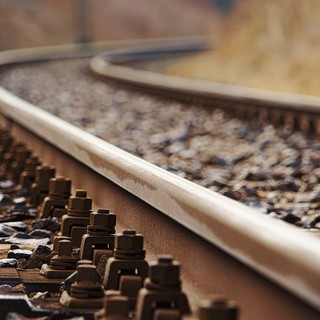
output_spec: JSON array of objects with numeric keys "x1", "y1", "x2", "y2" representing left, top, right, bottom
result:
[{"x1": 0, "y1": 38, "x2": 319, "y2": 319}]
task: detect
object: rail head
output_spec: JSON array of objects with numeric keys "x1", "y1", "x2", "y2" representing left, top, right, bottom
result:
[
  {"x1": 90, "y1": 53, "x2": 320, "y2": 114},
  {"x1": 1, "y1": 40, "x2": 320, "y2": 313},
  {"x1": 1, "y1": 86, "x2": 320, "y2": 311}
]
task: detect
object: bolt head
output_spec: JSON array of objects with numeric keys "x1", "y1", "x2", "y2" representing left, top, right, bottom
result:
[
  {"x1": 90, "y1": 210, "x2": 116, "y2": 227},
  {"x1": 199, "y1": 295, "x2": 238, "y2": 320},
  {"x1": 77, "y1": 264, "x2": 101, "y2": 284},
  {"x1": 104, "y1": 296, "x2": 129, "y2": 316},
  {"x1": 69, "y1": 192, "x2": 92, "y2": 210},
  {"x1": 116, "y1": 230, "x2": 143, "y2": 250},
  {"x1": 149, "y1": 255, "x2": 180, "y2": 285},
  {"x1": 49, "y1": 177, "x2": 71, "y2": 194},
  {"x1": 58, "y1": 240, "x2": 73, "y2": 257}
]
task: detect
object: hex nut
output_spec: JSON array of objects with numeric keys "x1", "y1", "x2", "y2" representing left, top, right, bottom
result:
[
  {"x1": 77, "y1": 264, "x2": 101, "y2": 284},
  {"x1": 104, "y1": 296, "x2": 129, "y2": 316},
  {"x1": 198, "y1": 295, "x2": 238, "y2": 320},
  {"x1": 58, "y1": 240, "x2": 73, "y2": 257},
  {"x1": 69, "y1": 189, "x2": 92, "y2": 211},
  {"x1": 89, "y1": 209, "x2": 116, "y2": 227},
  {"x1": 115, "y1": 230, "x2": 144, "y2": 250},
  {"x1": 35, "y1": 165, "x2": 56, "y2": 190},
  {"x1": 49, "y1": 177, "x2": 71, "y2": 194},
  {"x1": 149, "y1": 255, "x2": 180, "y2": 285}
]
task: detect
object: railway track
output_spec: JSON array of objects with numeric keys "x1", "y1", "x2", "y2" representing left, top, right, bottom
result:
[{"x1": 0, "y1": 38, "x2": 319, "y2": 319}]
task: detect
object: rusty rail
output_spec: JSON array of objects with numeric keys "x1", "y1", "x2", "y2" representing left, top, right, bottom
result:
[{"x1": 0, "y1": 39, "x2": 320, "y2": 319}]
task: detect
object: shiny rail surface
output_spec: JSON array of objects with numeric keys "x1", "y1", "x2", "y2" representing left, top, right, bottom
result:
[
  {"x1": 0, "y1": 39, "x2": 320, "y2": 319},
  {"x1": 90, "y1": 44, "x2": 320, "y2": 134}
]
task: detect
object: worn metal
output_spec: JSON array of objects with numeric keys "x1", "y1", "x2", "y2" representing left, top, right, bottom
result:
[
  {"x1": 79, "y1": 208, "x2": 116, "y2": 262},
  {"x1": 94, "y1": 296, "x2": 130, "y2": 320},
  {"x1": 61, "y1": 189, "x2": 92, "y2": 248},
  {"x1": 28, "y1": 164, "x2": 56, "y2": 207},
  {"x1": 39, "y1": 176, "x2": 71, "y2": 219},
  {"x1": 19, "y1": 156, "x2": 42, "y2": 191},
  {"x1": 198, "y1": 296, "x2": 238, "y2": 320},
  {"x1": 60, "y1": 264, "x2": 104, "y2": 308},
  {"x1": 2, "y1": 40, "x2": 320, "y2": 319},
  {"x1": 104, "y1": 230, "x2": 149, "y2": 291},
  {"x1": 135, "y1": 256, "x2": 191, "y2": 320},
  {"x1": 9, "y1": 148, "x2": 32, "y2": 183},
  {"x1": 41, "y1": 239, "x2": 78, "y2": 279}
]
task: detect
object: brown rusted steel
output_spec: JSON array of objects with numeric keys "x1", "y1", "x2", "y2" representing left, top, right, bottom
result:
[
  {"x1": 9, "y1": 147, "x2": 32, "y2": 183},
  {"x1": 0, "y1": 268, "x2": 21, "y2": 287},
  {"x1": 18, "y1": 269, "x2": 62, "y2": 293},
  {"x1": 40, "y1": 239, "x2": 78, "y2": 279},
  {"x1": 53, "y1": 235, "x2": 72, "y2": 252},
  {"x1": 60, "y1": 189, "x2": 92, "y2": 248},
  {"x1": 103, "y1": 230, "x2": 149, "y2": 291},
  {"x1": 135, "y1": 255, "x2": 191, "y2": 320},
  {"x1": 28, "y1": 164, "x2": 56, "y2": 207},
  {"x1": 60, "y1": 264, "x2": 104, "y2": 308},
  {"x1": 2, "y1": 40, "x2": 320, "y2": 319},
  {"x1": 39, "y1": 177, "x2": 71, "y2": 219},
  {"x1": 79, "y1": 208, "x2": 116, "y2": 262},
  {"x1": 94, "y1": 296, "x2": 130, "y2": 320},
  {"x1": 2, "y1": 105, "x2": 320, "y2": 320},
  {"x1": 197, "y1": 295, "x2": 239, "y2": 320},
  {"x1": 19, "y1": 155, "x2": 42, "y2": 191}
]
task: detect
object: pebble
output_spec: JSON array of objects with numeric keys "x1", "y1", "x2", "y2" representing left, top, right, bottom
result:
[
  {"x1": 7, "y1": 249, "x2": 32, "y2": 260},
  {"x1": 28, "y1": 229, "x2": 53, "y2": 239},
  {"x1": 1, "y1": 59, "x2": 320, "y2": 231},
  {"x1": 0, "y1": 225, "x2": 18, "y2": 237},
  {"x1": 25, "y1": 245, "x2": 52, "y2": 269},
  {"x1": 0, "y1": 258, "x2": 17, "y2": 268},
  {"x1": 30, "y1": 291, "x2": 51, "y2": 299},
  {"x1": 32, "y1": 218, "x2": 60, "y2": 233},
  {"x1": 3, "y1": 222, "x2": 27, "y2": 232},
  {"x1": 0, "y1": 194, "x2": 13, "y2": 207}
]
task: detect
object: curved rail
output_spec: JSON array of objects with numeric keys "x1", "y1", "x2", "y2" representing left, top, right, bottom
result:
[
  {"x1": 90, "y1": 45, "x2": 320, "y2": 117},
  {"x1": 0, "y1": 39, "x2": 320, "y2": 319}
]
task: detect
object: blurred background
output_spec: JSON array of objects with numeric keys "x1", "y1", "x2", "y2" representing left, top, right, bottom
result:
[
  {"x1": 1, "y1": 0, "x2": 319, "y2": 96},
  {"x1": 0, "y1": 0, "x2": 222, "y2": 49}
]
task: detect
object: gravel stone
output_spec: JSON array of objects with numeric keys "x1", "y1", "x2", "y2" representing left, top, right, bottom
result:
[{"x1": 1, "y1": 59, "x2": 320, "y2": 230}]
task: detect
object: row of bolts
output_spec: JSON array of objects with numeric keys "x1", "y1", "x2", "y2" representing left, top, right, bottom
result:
[{"x1": 0, "y1": 128, "x2": 238, "y2": 320}]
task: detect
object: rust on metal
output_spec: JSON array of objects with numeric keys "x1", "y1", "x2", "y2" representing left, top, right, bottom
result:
[
  {"x1": 28, "y1": 164, "x2": 56, "y2": 207},
  {"x1": 39, "y1": 176, "x2": 71, "y2": 219},
  {"x1": 41, "y1": 239, "x2": 78, "y2": 279},
  {"x1": 79, "y1": 208, "x2": 116, "y2": 263},
  {"x1": 94, "y1": 296, "x2": 130, "y2": 320},
  {"x1": 60, "y1": 264, "x2": 104, "y2": 308},
  {"x1": 135, "y1": 255, "x2": 191, "y2": 320},
  {"x1": 19, "y1": 155, "x2": 42, "y2": 191},
  {"x1": 103, "y1": 230, "x2": 149, "y2": 291},
  {"x1": 60, "y1": 189, "x2": 92, "y2": 248},
  {"x1": 198, "y1": 295, "x2": 239, "y2": 320}
]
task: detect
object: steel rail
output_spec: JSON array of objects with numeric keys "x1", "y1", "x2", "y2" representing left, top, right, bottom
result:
[
  {"x1": 90, "y1": 47, "x2": 320, "y2": 115},
  {"x1": 0, "y1": 40, "x2": 320, "y2": 319}
]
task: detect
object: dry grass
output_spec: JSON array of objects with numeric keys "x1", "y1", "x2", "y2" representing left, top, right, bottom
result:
[{"x1": 166, "y1": 0, "x2": 320, "y2": 96}]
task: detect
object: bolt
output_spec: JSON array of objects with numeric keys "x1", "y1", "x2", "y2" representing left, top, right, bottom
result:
[
  {"x1": 24, "y1": 156, "x2": 42, "y2": 173},
  {"x1": 104, "y1": 296, "x2": 129, "y2": 318},
  {"x1": 49, "y1": 177, "x2": 71, "y2": 197},
  {"x1": 53, "y1": 236, "x2": 72, "y2": 252},
  {"x1": 14, "y1": 148, "x2": 32, "y2": 162},
  {"x1": 149, "y1": 255, "x2": 180, "y2": 286},
  {"x1": 35, "y1": 165, "x2": 56, "y2": 191},
  {"x1": 89, "y1": 208, "x2": 116, "y2": 227},
  {"x1": 116, "y1": 230, "x2": 144, "y2": 251},
  {"x1": 68, "y1": 189, "x2": 92, "y2": 212},
  {"x1": 76, "y1": 264, "x2": 101, "y2": 285},
  {"x1": 198, "y1": 295, "x2": 238, "y2": 320},
  {"x1": 58, "y1": 240, "x2": 73, "y2": 257}
]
